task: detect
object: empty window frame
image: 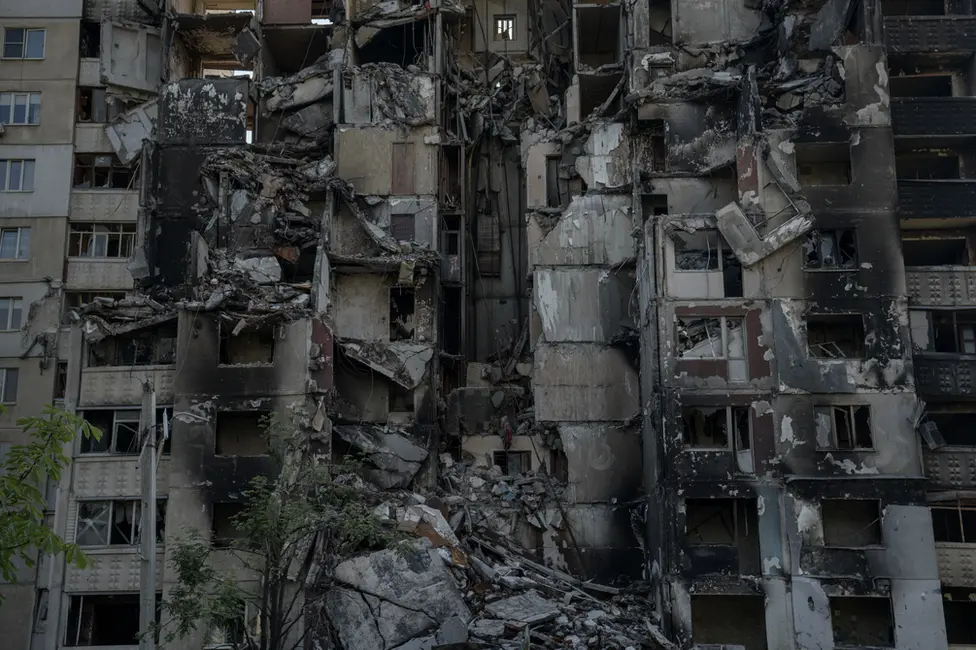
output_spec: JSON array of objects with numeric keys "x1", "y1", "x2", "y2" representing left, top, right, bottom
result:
[
  {"x1": 79, "y1": 21, "x2": 101, "y2": 58},
  {"x1": 68, "y1": 223, "x2": 136, "y2": 259},
  {"x1": 65, "y1": 593, "x2": 143, "y2": 646},
  {"x1": 684, "y1": 498, "x2": 757, "y2": 546},
  {"x1": 676, "y1": 316, "x2": 747, "y2": 378},
  {"x1": 73, "y1": 154, "x2": 134, "y2": 190},
  {"x1": 822, "y1": 499, "x2": 883, "y2": 547},
  {"x1": 803, "y1": 229, "x2": 858, "y2": 270},
  {"x1": 218, "y1": 323, "x2": 275, "y2": 365},
  {"x1": 806, "y1": 314, "x2": 865, "y2": 358},
  {"x1": 2, "y1": 28, "x2": 45, "y2": 60},
  {"x1": 76, "y1": 88, "x2": 134, "y2": 124},
  {"x1": 888, "y1": 73, "x2": 953, "y2": 98},
  {"x1": 795, "y1": 142, "x2": 852, "y2": 186},
  {"x1": 215, "y1": 411, "x2": 269, "y2": 456},
  {"x1": 814, "y1": 405, "x2": 873, "y2": 449},
  {"x1": 86, "y1": 324, "x2": 177, "y2": 367},
  {"x1": 925, "y1": 406, "x2": 976, "y2": 446},
  {"x1": 897, "y1": 152, "x2": 961, "y2": 180},
  {"x1": 830, "y1": 596, "x2": 894, "y2": 648},
  {"x1": 493, "y1": 15, "x2": 516, "y2": 41},
  {"x1": 691, "y1": 595, "x2": 767, "y2": 649},
  {"x1": 390, "y1": 213, "x2": 415, "y2": 242},
  {"x1": 79, "y1": 409, "x2": 141, "y2": 454},
  {"x1": 75, "y1": 499, "x2": 166, "y2": 546},
  {"x1": 212, "y1": 502, "x2": 248, "y2": 548},
  {"x1": 928, "y1": 310, "x2": 976, "y2": 354},
  {"x1": 0, "y1": 368, "x2": 18, "y2": 403},
  {"x1": 0, "y1": 297, "x2": 22, "y2": 331},
  {"x1": 0, "y1": 92, "x2": 40, "y2": 125},
  {"x1": 943, "y1": 588, "x2": 976, "y2": 645},
  {"x1": 0, "y1": 227, "x2": 30, "y2": 259},
  {"x1": 672, "y1": 230, "x2": 733, "y2": 271},
  {"x1": 902, "y1": 237, "x2": 969, "y2": 266},
  {"x1": 932, "y1": 502, "x2": 976, "y2": 543},
  {"x1": 0, "y1": 159, "x2": 35, "y2": 192},
  {"x1": 493, "y1": 450, "x2": 531, "y2": 475},
  {"x1": 390, "y1": 288, "x2": 416, "y2": 341},
  {"x1": 681, "y1": 406, "x2": 750, "y2": 449},
  {"x1": 54, "y1": 362, "x2": 67, "y2": 401}
]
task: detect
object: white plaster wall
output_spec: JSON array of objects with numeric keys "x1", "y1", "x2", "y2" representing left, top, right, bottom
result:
[
  {"x1": 79, "y1": 58, "x2": 100, "y2": 86},
  {"x1": 0, "y1": 145, "x2": 73, "y2": 218},
  {"x1": 70, "y1": 190, "x2": 139, "y2": 222},
  {"x1": 333, "y1": 274, "x2": 390, "y2": 341}
]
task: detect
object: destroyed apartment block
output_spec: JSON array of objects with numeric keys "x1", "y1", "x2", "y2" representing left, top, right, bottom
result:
[{"x1": 0, "y1": 0, "x2": 967, "y2": 648}]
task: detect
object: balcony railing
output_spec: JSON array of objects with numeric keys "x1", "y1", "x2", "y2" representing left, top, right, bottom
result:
[
  {"x1": 906, "y1": 267, "x2": 976, "y2": 306},
  {"x1": 898, "y1": 180, "x2": 976, "y2": 219},
  {"x1": 914, "y1": 355, "x2": 976, "y2": 397},
  {"x1": 892, "y1": 97, "x2": 976, "y2": 136},
  {"x1": 885, "y1": 16, "x2": 976, "y2": 53}
]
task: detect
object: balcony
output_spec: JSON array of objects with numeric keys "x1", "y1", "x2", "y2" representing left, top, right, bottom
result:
[
  {"x1": 79, "y1": 57, "x2": 100, "y2": 86},
  {"x1": 72, "y1": 456, "x2": 171, "y2": 498},
  {"x1": 914, "y1": 355, "x2": 976, "y2": 397},
  {"x1": 65, "y1": 259, "x2": 134, "y2": 291},
  {"x1": 892, "y1": 98, "x2": 976, "y2": 136},
  {"x1": 937, "y1": 543, "x2": 976, "y2": 587},
  {"x1": 885, "y1": 16, "x2": 976, "y2": 53},
  {"x1": 74, "y1": 123, "x2": 113, "y2": 152},
  {"x1": 64, "y1": 549, "x2": 164, "y2": 592},
  {"x1": 898, "y1": 180, "x2": 976, "y2": 219},
  {"x1": 78, "y1": 365, "x2": 176, "y2": 407},
  {"x1": 70, "y1": 189, "x2": 139, "y2": 222},
  {"x1": 906, "y1": 267, "x2": 976, "y2": 306}
]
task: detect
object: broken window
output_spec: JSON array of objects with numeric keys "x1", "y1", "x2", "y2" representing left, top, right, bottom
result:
[
  {"x1": 212, "y1": 502, "x2": 248, "y2": 548},
  {"x1": 75, "y1": 499, "x2": 166, "y2": 546},
  {"x1": 676, "y1": 317, "x2": 746, "y2": 377},
  {"x1": 576, "y1": 5, "x2": 621, "y2": 68},
  {"x1": 0, "y1": 227, "x2": 30, "y2": 259},
  {"x1": 0, "y1": 159, "x2": 35, "y2": 191},
  {"x1": 73, "y1": 154, "x2": 135, "y2": 190},
  {"x1": 889, "y1": 73, "x2": 953, "y2": 98},
  {"x1": 389, "y1": 383, "x2": 414, "y2": 413},
  {"x1": 86, "y1": 323, "x2": 177, "y2": 367},
  {"x1": 830, "y1": 597, "x2": 894, "y2": 647},
  {"x1": 0, "y1": 297, "x2": 22, "y2": 331},
  {"x1": 79, "y1": 21, "x2": 100, "y2": 58},
  {"x1": 795, "y1": 143, "x2": 852, "y2": 186},
  {"x1": 476, "y1": 212, "x2": 501, "y2": 276},
  {"x1": 803, "y1": 229, "x2": 858, "y2": 270},
  {"x1": 79, "y1": 409, "x2": 141, "y2": 454},
  {"x1": 54, "y1": 362, "x2": 67, "y2": 402},
  {"x1": 822, "y1": 499, "x2": 882, "y2": 547},
  {"x1": 0, "y1": 368, "x2": 17, "y2": 403},
  {"x1": 932, "y1": 502, "x2": 976, "y2": 543},
  {"x1": 546, "y1": 156, "x2": 562, "y2": 208},
  {"x1": 925, "y1": 406, "x2": 976, "y2": 446},
  {"x1": 927, "y1": 310, "x2": 976, "y2": 353},
  {"x1": 390, "y1": 214, "x2": 415, "y2": 242},
  {"x1": 673, "y1": 230, "x2": 723, "y2": 271},
  {"x1": 218, "y1": 323, "x2": 275, "y2": 365},
  {"x1": 68, "y1": 223, "x2": 136, "y2": 258},
  {"x1": 815, "y1": 405, "x2": 873, "y2": 449},
  {"x1": 33, "y1": 588, "x2": 48, "y2": 634},
  {"x1": 493, "y1": 450, "x2": 531, "y2": 475},
  {"x1": 76, "y1": 88, "x2": 132, "y2": 124},
  {"x1": 691, "y1": 595, "x2": 767, "y2": 650},
  {"x1": 493, "y1": 15, "x2": 516, "y2": 41},
  {"x1": 0, "y1": 92, "x2": 40, "y2": 126},
  {"x1": 62, "y1": 291, "x2": 127, "y2": 325},
  {"x1": 806, "y1": 314, "x2": 865, "y2": 358},
  {"x1": 648, "y1": 0, "x2": 673, "y2": 45},
  {"x1": 390, "y1": 288, "x2": 416, "y2": 341},
  {"x1": 897, "y1": 152, "x2": 961, "y2": 180},
  {"x1": 684, "y1": 498, "x2": 760, "y2": 572},
  {"x1": 215, "y1": 412, "x2": 269, "y2": 456},
  {"x1": 65, "y1": 593, "x2": 142, "y2": 646},
  {"x1": 549, "y1": 449, "x2": 569, "y2": 482},
  {"x1": 902, "y1": 237, "x2": 969, "y2": 266},
  {"x1": 944, "y1": 588, "x2": 976, "y2": 645},
  {"x1": 681, "y1": 405, "x2": 751, "y2": 451}
]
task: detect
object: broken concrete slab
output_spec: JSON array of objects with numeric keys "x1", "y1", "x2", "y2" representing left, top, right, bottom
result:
[
  {"x1": 326, "y1": 545, "x2": 471, "y2": 650},
  {"x1": 261, "y1": 65, "x2": 334, "y2": 113},
  {"x1": 281, "y1": 102, "x2": 333, "y2": 137},
  {"x1": 339, "y1": 339, "x2": 434, "y2": 389},
  {"x1": 716, "y1": 201, "x2": 814, "y2": 266},
  {"x1": 105, "y1": 100, "x2": 158, "y2": 165},
  {"x1": 234, "y1": 257, "x2": 282, "y2": 284},
  {"x1": 334, "y1": 425, "x2": 428, "y2": 489},
  {"x1": 484, "y1": 590, "x2": 560, "y2": 625}
]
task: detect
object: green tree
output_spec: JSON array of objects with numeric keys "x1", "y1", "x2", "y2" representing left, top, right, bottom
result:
[
  {"x1": 158, "y1": 413, "x2": 390, "y2": 650},
  {"x1": 0, "y1": 405, "x2": 100, "y2": 588}
]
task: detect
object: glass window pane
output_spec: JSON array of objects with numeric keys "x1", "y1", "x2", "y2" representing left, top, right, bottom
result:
[
  {"x1": 92, "y1": 234, "x2": 107, "y2": 257},
  {"x1": 0, "y1": 301, "x2": 10, "y2": 330},
  {"x1": 10, "y1": 299, "x2": 21, "y2": 330},
  {"x1": 21, "y1": 161, "x2": 33, "y2": 192},
  {"x1": 3, "y1": 368, "x2": 18, "y2": 402},
  {"x1": 0, "y1": 95, "x2": 10, "y2": 125},
  {"x1": 12, "y1": 96, "x2": 26, "y2": 124},
  {"x1": 17, "y1": 228, "x2": 30, "y2": 258},
  {"x1": 3, "y1": 29, "x2": 24, "y2": 59},
  {"x1": 76, "y1": 502, "x2": 110, "y2": 546},
  {"x1": 8, "y1": 161, "x2": 21, "y2": 191},
  {"x1": 0, "y1": 161, "x2": 7, "y2": 191},
  {"x1": 26, "y1": 30, "x2": 44, "y2": 59},
  {"x1": 0, "y1": 232, "x2": 15, "y2": 259},
  {"x1": 28, "y1": 94, "x2": 39, "y2": 124}
]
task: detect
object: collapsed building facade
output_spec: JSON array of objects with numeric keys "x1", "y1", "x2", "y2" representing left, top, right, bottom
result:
[{"x1": 4, "y1": 0, "x2": 976, "y2": 647}]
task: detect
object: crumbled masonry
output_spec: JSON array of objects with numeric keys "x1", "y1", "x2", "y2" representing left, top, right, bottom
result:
[{"x1": 18, "y1": 0, "x2": 970, "y2": 647}]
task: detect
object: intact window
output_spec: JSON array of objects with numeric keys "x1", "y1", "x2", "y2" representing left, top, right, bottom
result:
[
  {"x1": 2, "y1": 28, "x2": 45, "y2": 60},
  {"x1": 0, "y1": 297, "x2": 23, "y2": 331},
  {"x1": 0, "y1": 368, "x2": 18, "y2": 403},
  {"x1": 0, "y1": 92, "x2": 40, "y2": 125},
  {"x1": 0, "y1": 159, "x2": 35, "y2": 192},
  {"x1": 0, "y1": 228, "x2": 30, "y2": 259},
  {"x1": 68, "y1": 223, "x2": 136, "y2": 259},
  {"x1": 814, "y1": 405, "x2": 872, "y2": 449}
]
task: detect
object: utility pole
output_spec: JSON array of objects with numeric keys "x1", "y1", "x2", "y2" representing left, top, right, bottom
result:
[{"x1": 139, "y1": 383, "x2": 157, "y2": 650}]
